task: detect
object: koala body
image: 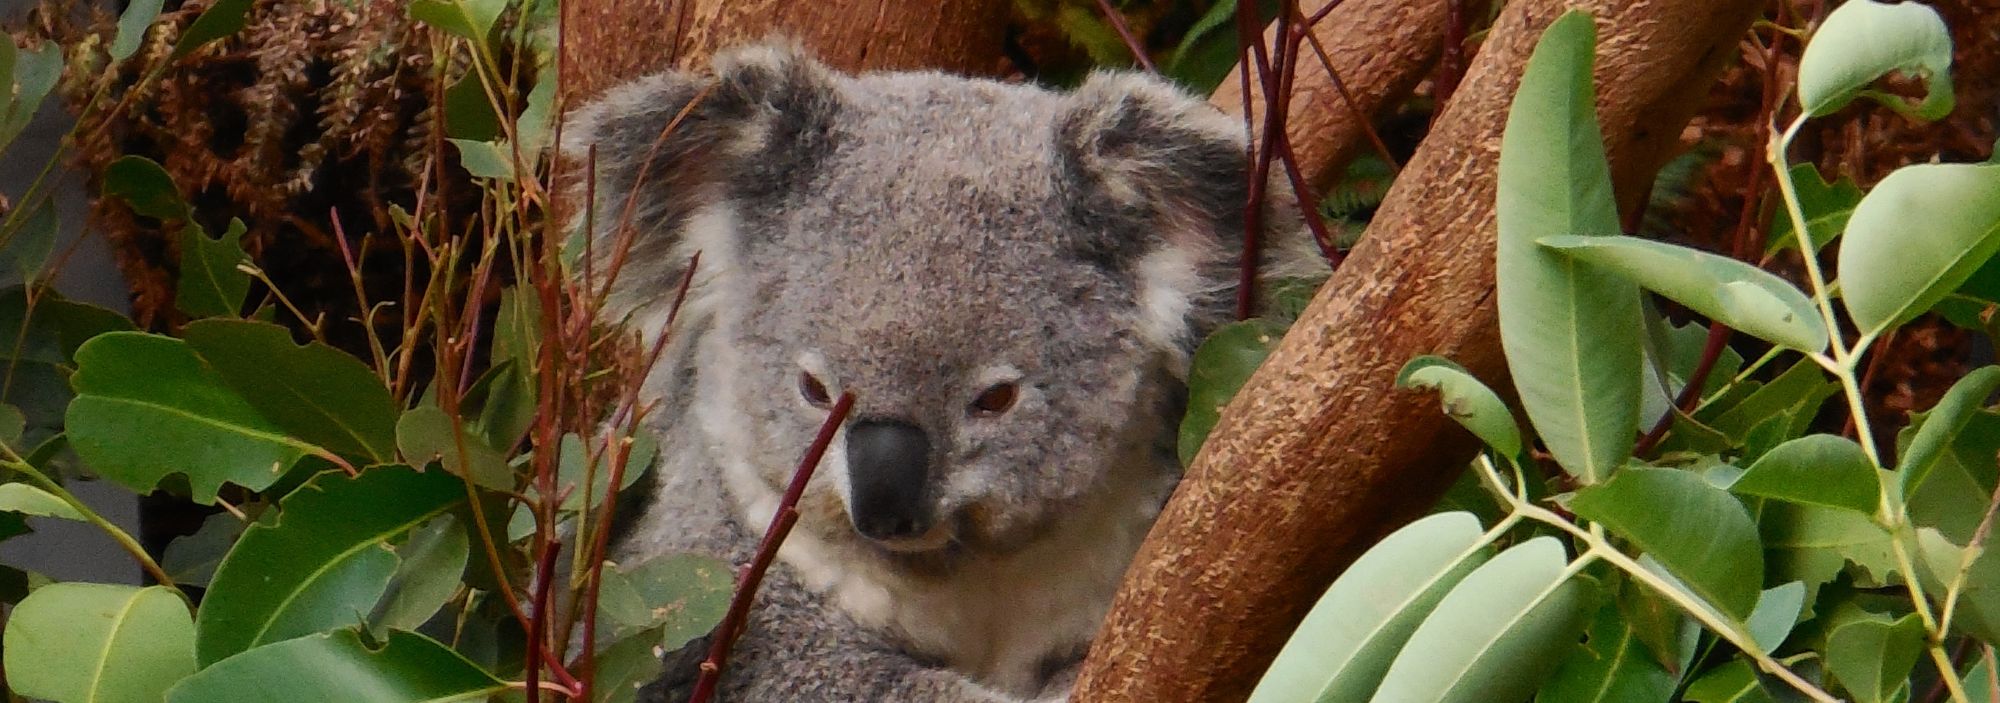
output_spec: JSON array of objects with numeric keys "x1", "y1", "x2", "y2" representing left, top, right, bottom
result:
[{"x1": 567, "y1": 44, "x2": 1259, "y2": 702}]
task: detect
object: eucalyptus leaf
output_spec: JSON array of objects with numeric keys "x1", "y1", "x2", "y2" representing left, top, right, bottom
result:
[
  {"x1": 1767, "y1": 163, "x2": 1863, "y2": 255},
  {"x1": 1682, "y1": 658, "x2": 1780, "y2": 703},
  {"x1": 1915, "y1": 528, "x2": 2000, "y2": 644},
  {"x1": 397, "y1": 404, "x2": 514, "y2": 490},
  {"x1": 1743, "y1": 582, "x2": 1806, "y2": 653},
  {"x1": 1824, "y1": 611, "x2": 1924, "y2": 703},
  {"x1": 169, "y1": 629, "x2": 505, "y2": 703},
  {"x1": 184, "y1": 319, "x2": 398, "y2": 462},
  {"x1": 1368, "y1": 537, "x2": 1593, "y2": 703},
  {"x1": 1495, "y1": 11, "x2": 1640, "y2": 485},
  {"x1": 1397, "y1": 356, "x2": 1523, "y2": 460},
  {"x1": 1569, "y1": 467, "x2": 1763, "y2": 619},
  {"x1": 66, "y1": 332, "x2": 319, "y2": 503},
  {"x1": 0, "y1": 43, "x2": 60, "y2": 151},
  {"x1": 1538, "y1": 234, "x2": 1826, "y2": 352},
  {"x1": 1179, "y1": 318, "x2": 1281, "y2": 466},
  {"x1": 176, "y1": 219, "x2": 251, "y2": 318},
  {"x1": 1535, "y1": 601, "x2": 1676, "y2": 703},
  {"x1": 103, "y1": 155, "x2": 189, "y2": 221},
  {"x1": 2, "y1": 197, "x2": 58, "y2": 282},
  {"x1": 593, "y1": 552, "x2": 734, "y2": 650},
  {"x1": 195, "y1": 465, "x2": 466, "y2": 666},
  {"x1": 1796, "y1": 0, "x2": 1953, "y2": 120},
  {"x1": 173, "y1": 0, "x2": 255, "y2": 57},
  {"x1": 4, "y1": 583, "x2": 195, "y2": 703},
  {"x1": 449, "y1": 138, "x2": 518, "y2": 180},
  {"x1": 110, "y1": 0, "x2": 164, "y2": 61},
  {"x1": 408, "y1": 0, "x2": 507, "y2": 41},
  {"x1": 1839, "y1": 162, "x2": 2000, "y2": 337},
  {"x1": 162, "y1": 510, "x2": 248, "y2": 587},
  {"x1": 369, "y1": 513, "x2": 469, "y2": 631},
  {"x1": 0, "y1": 482, "x2": 83, "y2": 520},
  {"x1": 1251, "y1": 512, "x2": 1494, "y2": 703},
  {"x1": 1732, "y1": 434, "x2": 1880, "y2": 515},
  {"x1": 1897, "y1": 366, "x2": 2000, "y2": 498}
]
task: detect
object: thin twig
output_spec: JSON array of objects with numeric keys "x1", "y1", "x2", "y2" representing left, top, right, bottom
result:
[
  {"x1": 688, "y1": 392, "x2": 854, "y2": 703},
  {"x1": 1093, "y1": 0, "x2": 1158, "y2": 73}
]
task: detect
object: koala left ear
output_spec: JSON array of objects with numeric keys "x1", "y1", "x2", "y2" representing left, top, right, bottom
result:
[{"x1": 1055, "y1": 72, "x2": 1249, "y2": 355}]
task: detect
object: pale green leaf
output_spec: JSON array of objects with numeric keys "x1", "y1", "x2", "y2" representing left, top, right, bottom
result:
[
  {"x1": 1495, "y1": 11, "x2": 1640, "y2": 485},
  {"x1": 1368, "y1": 537, "x2": 1593, "y2": 703},
  {"x1": 1732, "y1": 434, "x2": 1880, "y2": 514},
  {"x1": 1569, "y1": 467, "x2": 1763, "y2": 619},
  {"x1": 110, "y1": 0, "x2": 164, "y2": 61},
  {"x1": 1251, "y1": 512, "x2": 1493, "y2": 703},
  {"x1": 4, "y1": 583, "x2": 195, "y2": 703},
  {"x1": 1538, "y1": 234, "x2": 1826, "y2": 352},
  {"x1": 1397, "y1": 357, "x2": 1523, "y2": 460},
  {"x1": 397, "y1": 404, "x2": 514, "y2": 490},
  {"x1": 1839, "y1": 163, "x2": 2000, "y2": 337},
  {"x1": 0, "y1": 482, "x2": 83, "y2": 520},
  {"x1": 1825, "y1": 611, "x2": 1924, "y2": 703},
  {"x1": 1744, "y1": 581, "x2": 1806, "y2": 653},
  {"x1": 1898, "y1": 366, "x2": 2000, "y2": 499},
  {"x1": 408, "y1": 0, "x2": 506, "y2": 41},
  {"x1": 448, "y1": 138, "x2": 518, "y2": 180},
  {"x1": 1797, "y1": 0, "x2": 1953, "y2": 120},
  {"x1": 169, "y1": 629, "x2": 504, "y2": 703}
]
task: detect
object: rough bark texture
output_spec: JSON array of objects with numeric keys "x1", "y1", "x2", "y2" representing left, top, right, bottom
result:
[
  {"x1": 562, "y1": 0, "x2": 1013, "y2": 105},
  {"x1": 1208, "y1": 0, "x2": 1449, "y2": 191},
  {"x1": 1071, "y1": 1, "x2": 1762, "y2": 700}
]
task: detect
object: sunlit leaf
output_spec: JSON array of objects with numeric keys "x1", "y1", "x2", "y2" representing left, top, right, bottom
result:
[
  {"x1": 1369, "y1": 537, "x2": 1593, "y2": 703},
  {"x1": 1839, "y1": 162, "x2": 2000, "y2": 337},
  {"x1": 4, "y1": 583, "x2": 194, "y2": 703},
  {"x1": 1570, "y1": 467, "x2": 1763, "y2": 619},
  {"x1": 1397, "y1": 357, "x2": 1523, "y2": 460},
  {"x1": 196, "y1": 465, "x2": 466, "y2": 666},
  {"x1": 1251, "y1": 512, "x2": 1493, "y2": 703},
  {"x1": 1495, "y1": 11, "x2": 1640, "y2": 485},
  {"x1": 1538, "y1": 234, "x2": 1826, "y2": 352},
  {"x1": 1796, "y1": 0, "x2": 1953, "y2": 120}
]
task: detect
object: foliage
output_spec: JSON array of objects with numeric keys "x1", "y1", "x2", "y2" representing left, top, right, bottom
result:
[
  {"x1": 1204, "y1": 4, "x2": 2000, "y2": 701},
  {"x1": 0, "y1": 2, "x2": 736, "y2": 700}
]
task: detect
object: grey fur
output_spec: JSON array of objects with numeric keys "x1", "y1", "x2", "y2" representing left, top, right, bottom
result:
[{"x1": 564, "y1": 43, "x2": 1261, "y2": 702}]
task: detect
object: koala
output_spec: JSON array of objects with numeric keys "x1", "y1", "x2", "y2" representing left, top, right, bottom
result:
[{"x1": 564, "y1": 42, "x2": 1284, "y2": 702}]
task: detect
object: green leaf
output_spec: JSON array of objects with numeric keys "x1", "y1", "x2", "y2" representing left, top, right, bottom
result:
[
  {"x1": 442, "y1": 73, "x2": 501, "y2": 142},
  {"x1": 172, "y1": 0, "x2": 254, "y2": 56},
  {"x1": 1397, "y1": 356, "x2": 1523, "y2": 460},
  {"x1": 589, "y1": 627, "x2": 669, "y2": 703},
  {"x1": 407, "y1": 0, "x2": 506, "y2": 41},
  {"x1": 0, "y1": 482, "x2": 83, "y2": 520},
  {"x1": 1731, "y1": 434, "x2": 1880, "y2": 514},
  {"x1": 0, "y1": 403, "x2": 23, "y2": 445},
  {"x1": 1538, "y1": 235, "x2": 1826, "y2": 353},
  {"x1": 594, "y1": 552, "x2": 733, "y2": 650},
  {"x1": 1905, "y1": 409, "x2": 2000, "y2": 543},
  {"x1": 1369, "y1": 537, "x2": 1593, "y2": 703},
  {"x1": 369, "y1": 513, "x2": 469, "y2": 631},
  {"x1": 1, "y1": 197, "x2": 59, "y2": 282},
  {"x1": 1693, "y1": 356, "x2": 1839, "y2": 455},
  {"x1": 66, "y1": 332, "x2": 319, "y2": 503},
  {"x1": 1824, "y1": 611, "x2": 1924, "y2": 703},
  {"x1": 110, "y1": 0, "x2": 164, "y2": 60},
  {"x1": 195, "y1": 465, "x2": 466, "y2": 666},
  {"x1": 1744, "y1": 581, "x2": 1806, "y2": 653},
  {"x1": 448, "y1": 138, "x2": 518, "y2": 180},
  {"x1": 1495, "y1": 11, "x2": 1641, "y2": 485},
  {"x1": 1767, "y1": 163, "x2": 1863, "y2": 255},
  {"x1": 1682, "y1": 659, "x2": 1780, "y2": 703},
  {"x1": 103, "y1": 155, "x2": 190, "y2": 221},
  {"x1": 176, "y1": 219, "x2": 251, "y2": 318},
  {"x1": 0, "y1": 42, "x2": 61, "y2": 152},
  {"x1": 396, "y1": 404, "x2": 514, "y2": 490},
  {"x1": 1839, "y1": 162, "x2": 2000, "y2": 337},
  {"x1": 1569, "y1": 467, "x2": 1763, "y2": 619},
  {"x1": 162, "y1": 511, "x2": 248, "y2": 587},
  {"x1": 557, "y1": 431, "x2": 654, "y2": 512},
  {"x1": 183, "y1": 319, "x2": 398, "y2": 462},
  {"x1": 1250, "y1": 512, "x2": 1493, "y2": 703},
  {"x1": 3, "y1": 583, "x2": 195, "y2": 703},
  {"x1": 169, "y1": 629, "x2": 505, "y2": 703},
  {"x1": 1534, "y1": 601, "x2": 1675, "y2": 703},
  {"x1": 1179, "y1": 318, "x2": 1281, "y2": 466},
  {"x1": 1762, "y1": 503, "x2": 1896, "y2": 598},
  {"x1": 1915, "y1": 528, "x2": 2000, "y2": 644},
  {"x1": 1898, "y1": 366, "x2": 2000, "y2": 499},
  {"x1": 1162, "y1": 0, "x2": 1278, "y2": 93},
  {"x1": 1796, "y1": 0, "x2": 1953, "y2": 120}
]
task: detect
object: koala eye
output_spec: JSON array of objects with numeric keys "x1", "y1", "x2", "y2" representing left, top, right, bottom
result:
[
  {"x1": 969, "y1": 382, "x2": 1019, "y2": 416},
  {"x1": 799, "y1": 372, "x2": 833, "y2": 408}
]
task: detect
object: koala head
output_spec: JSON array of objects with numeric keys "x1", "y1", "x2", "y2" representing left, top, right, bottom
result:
[{"x1": 567, "y1": 44, "x2": 1248, "y2": 567}]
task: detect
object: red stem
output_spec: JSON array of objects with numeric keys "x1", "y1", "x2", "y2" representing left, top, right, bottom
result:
[
  {"x1": 1093, "y1": 0, "x2": 1158, "y2": 73},
  {"x1": 688, "y1": 392, "x2": 855, "y2": 703}
]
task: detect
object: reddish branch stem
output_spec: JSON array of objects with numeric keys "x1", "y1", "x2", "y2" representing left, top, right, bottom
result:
[
  {"x1": 1094, "y1": 0, "x2": 1158, "y2": 73},
  {"x1": 688, "y1": 391, "x2": 855, "y2": 703}
]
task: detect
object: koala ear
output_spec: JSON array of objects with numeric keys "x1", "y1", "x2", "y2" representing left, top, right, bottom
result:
[
  {"x1": 1055, "y1": 71, "x2": 1249, "y2": 355},
  {"x1": 562, "y1": 42, "x2": 841, "y2": 308}
]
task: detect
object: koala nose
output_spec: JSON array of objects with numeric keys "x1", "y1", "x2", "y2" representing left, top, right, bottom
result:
[{"x1": 844, "y1": 420, "x2": 933, "y2": 541}]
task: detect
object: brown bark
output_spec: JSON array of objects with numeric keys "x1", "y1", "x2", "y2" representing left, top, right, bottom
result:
[
  {"x1": 1071, "y1": 1, "x2": 1761, "y2": 700},
  {"x1": 561, "y1": 0, "x2": 1013, "y2": 106},
  {"x1": 1208, "y1": 0, "x2": 1449, "y2": 191}
]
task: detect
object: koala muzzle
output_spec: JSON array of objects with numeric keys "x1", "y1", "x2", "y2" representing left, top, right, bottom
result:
[{"x1": 845, "y1": 419, "x2": 933, "y2": 542}]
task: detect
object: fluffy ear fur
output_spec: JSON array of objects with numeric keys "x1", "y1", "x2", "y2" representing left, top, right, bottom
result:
[
  {"x1": 1054, "y1": 72, "x2": 1251, "y2": 354},
  {"x1": 561, "y1": 43, "x2": 841, "y2": 312}
]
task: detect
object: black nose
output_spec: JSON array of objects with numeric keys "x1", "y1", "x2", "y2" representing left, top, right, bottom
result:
[{"x1": 845, "y1": 420, "x2": 932, "y2": 541}]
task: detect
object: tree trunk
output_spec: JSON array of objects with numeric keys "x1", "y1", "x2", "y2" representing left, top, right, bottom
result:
[{"x1": 1071, "y1": 1, "x2": 1762, "y2": 700}]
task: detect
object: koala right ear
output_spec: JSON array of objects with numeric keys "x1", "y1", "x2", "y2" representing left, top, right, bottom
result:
[{"x1": 562, "y1": 43, "x2": 841, "y2": 304}]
